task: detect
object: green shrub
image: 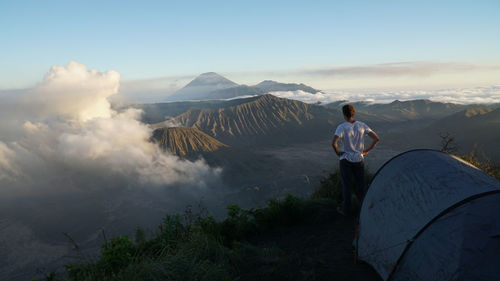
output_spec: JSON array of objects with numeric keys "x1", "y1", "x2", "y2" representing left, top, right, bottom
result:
[
  {"x1": 57, "y1": 193, "x2": 338, "y2": 281},
  {"x1": 220, "y1": 204, "x2": 256, "y2": 242},
  {"x1": 134, "y1": 227, "x2": 146, "y2": 245},
  {"x1": 460, "y1": 150, "x2": 500, "y2": 180},
  {"x1": 160, "y1": 214, "x2": 188, "y2": 244},
  {"x1": 192, "y1": 216, "x2": 221, "y2": 237},
  {"x1": 311, "y1": 169, "x2": 343, "y2": 203},
  {"x1": 252, "y1": 194, "x2": 306, "y2": 229},
  {"x1": 99, "y1": 235, "x2": 134, "y2": 274},
  {"x1": 311, "y1": 169, "x2": 375, "y2": 211}
]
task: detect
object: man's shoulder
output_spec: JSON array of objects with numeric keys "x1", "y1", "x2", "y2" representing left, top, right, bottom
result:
[
  {"x1": 354, "y1": 121, "x2": 372, "y2": 131},
  {"x1": 355, "y1": 120, "x2": 370, "y2": 127},
  {"x1": 336, "y1": 122, "x2": 349, "y2": 130},
  {"x1": 334, "y1": 122, "x2": 348, "y2": 135}
]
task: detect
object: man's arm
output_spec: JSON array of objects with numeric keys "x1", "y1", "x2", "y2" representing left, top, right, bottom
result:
[
  {"x1": 363, "y1": 131, "x2": 380, "y2": 156},
  {"x1": 332, "y1": 135, "x2": 344, "y2": 157}
]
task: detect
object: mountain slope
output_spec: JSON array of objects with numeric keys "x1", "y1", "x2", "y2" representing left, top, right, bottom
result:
[
  {"x1": 167, "y1": 94, "x2": 402, "y2": 146},
  {"x1": 353, "y1": 99, "x2": 467, "y2": 121},
  {"x1": 183, "y1": 72, "x2": 237, "y2": 88},
  {"x1": 207, "y1": 85, "x2": 266, "y2": 99},
  {"x1": 166, "y1": 73, "x2": 322, "y2": 101},
  {"x1": 134, "y1": 97, "x2": 261, "y2": 124},
  {"x1": 427, "y1": 106, "x2": 497, "y2": 133},
  {"x1": 172, "y1": 94, "x2": 327, "y2": 143},
  {"x1": 255, "y1": 80, "x2": 320, "y2": 94},
  {"x1": 167, "y1": 72, "x2": 239, "y2": 101},
  {"x1": 151, "y1": 127, "x2": 228, "y2": 156},
  {"x1": 415, "y1": 106, "x2": 500, "y2": 160}
]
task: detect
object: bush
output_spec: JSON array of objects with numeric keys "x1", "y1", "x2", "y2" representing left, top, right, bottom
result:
[
  {"x1": 100, "y1": 236, "x2": 134, "y2": 274},
  {"x1": 460, "y1": 150, "x2": 500, "y2": 180},
  {"x1": 311, "y1": 169, "x2": 343, "y2": 203},
  {"x1": 311, "y1": 168, "x2": 374, "y2": 211},
  {"x1": 160, "y1": 214, "x2": 188, "y2": 246},
  {"x1": 220, "y1": 204, "x2": 256, "y2": 242},
  {"x1": 134, "y1": 227, "x2": 146, "y2": 245},
  {"x1": 57, "y1": 193, "x2": 338, "y2": 281},
  {"x1": 252, "y1": 194, "x2": 306, "y2": 229}
]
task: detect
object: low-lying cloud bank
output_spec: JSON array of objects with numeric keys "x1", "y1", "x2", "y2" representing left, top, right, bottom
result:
[
  {"x1": 0, "y1": 61, "x2": 220, "y2": 195},
  {"x1": 269, "y1": 85, "x2": 500, "y2": 105},
  {"x1": 0, "y1": 62, "x2": 224, "y2": 280}
]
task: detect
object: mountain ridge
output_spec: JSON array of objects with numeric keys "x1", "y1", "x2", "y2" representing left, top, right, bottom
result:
[
  {"x1": 171, "y1": 94, "x2": 321, "y2": 143},
  {"x1": 165, "y1": 73, "x2": 321, "y2": 101},
  {"x1": 182, "y1": 72, "x2": 238, "y2": 88},
  {"x1": 167, "y1": 72, "x2": 239, "y2": 101},
  {"x1": 151, "y1": 127, "x2": 228, "y2": 156},
  {"x1": 326, "y1": 99, "x2": 474, "y2": 122},
  {"x1": 255, "y1": 80, "x2": 320, "y2": 94}
]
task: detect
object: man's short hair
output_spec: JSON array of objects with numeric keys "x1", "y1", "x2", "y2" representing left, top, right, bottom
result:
[{"x1": 342, "y1": 104, "x2": 355, "y2": 118}]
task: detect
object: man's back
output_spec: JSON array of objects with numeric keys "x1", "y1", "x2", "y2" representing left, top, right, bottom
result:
[{"x1": 335, "y1": 121, "x2": 372, "y2": 163}]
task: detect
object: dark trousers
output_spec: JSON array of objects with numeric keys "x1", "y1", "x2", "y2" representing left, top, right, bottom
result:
[{"x1": 340, "y1": 159, "x2": 366, "y2": 214}]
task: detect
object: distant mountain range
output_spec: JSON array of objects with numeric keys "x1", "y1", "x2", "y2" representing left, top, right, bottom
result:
[
  {"x1": 328, "y1": 99, "x2": 470, "y2": 121},
  {"x1": 254, "y1": 80, "x2": 318, "y2": 94},
  {"x1": 142, "y1": 94, "x2": 499, "y2": 161},
  {"x1": 165, "y1": 72, "x2": 321, "y2": 101},
  {"x1": 148, "y1": 94, "x2": 434, "y2": 155},
  {"x1": 135, "y1": 92, "x2": 500, "y2": 208},
  {"x1": 166, "y1": 94, "x2": 341, "y2": 146},
  {"x1": 416, "y1": 106, "x2": 500, "y2": 158}
]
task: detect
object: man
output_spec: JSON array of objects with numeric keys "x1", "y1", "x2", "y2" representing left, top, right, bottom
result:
[{"x1": 332, "y1": 104, "x2": 379, "y2": 216}]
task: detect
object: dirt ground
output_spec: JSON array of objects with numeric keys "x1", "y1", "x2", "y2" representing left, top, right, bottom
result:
[{"x1": 252, "y1": 213, "x2": 383, "y2": 281}]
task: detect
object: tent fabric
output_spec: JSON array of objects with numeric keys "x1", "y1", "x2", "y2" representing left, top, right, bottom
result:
[
  {"x1": 391, "y1": 193, "x2": 500, "y2": 281},
  {"x1": 357, "y1": 149, "x2": 500, "y2": 280}
]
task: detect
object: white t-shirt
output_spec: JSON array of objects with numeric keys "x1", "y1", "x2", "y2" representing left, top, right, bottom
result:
[{"x1": 334, "y1": 121, "x2": 372, "y2": 163}]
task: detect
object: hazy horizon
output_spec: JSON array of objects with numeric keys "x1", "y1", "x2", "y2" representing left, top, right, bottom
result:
[{"x1": 3, "y1": 63, "x2": 500, "y2": 106}]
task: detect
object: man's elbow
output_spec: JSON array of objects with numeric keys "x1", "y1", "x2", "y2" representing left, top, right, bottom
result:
[{"x1": 369, "y1": 131, "x2": 380, "y2": 142}]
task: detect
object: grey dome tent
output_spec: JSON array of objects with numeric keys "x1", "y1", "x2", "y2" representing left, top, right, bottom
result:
[{"x1": 357, "y1": 149, "x2": 500, "y2": 281}]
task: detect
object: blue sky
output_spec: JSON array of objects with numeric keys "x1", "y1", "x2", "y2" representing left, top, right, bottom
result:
[{"x1": 1, "y1": 0, "x2": 500, "y2": 90}]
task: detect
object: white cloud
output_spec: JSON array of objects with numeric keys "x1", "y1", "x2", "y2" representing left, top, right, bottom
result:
[
  {"x1": 33, "y1": 61, "x2": 120, "y2": 122},
  {"x1": 269, "y1": 85, "x2": 500, "y2": 105},
  {"x1": 0, "y1": 62, "x2": 224, "y2": 278},
  {"x1": 0, "y1": 61, "x2": 221, "y2": 193},
  {"x1": 0, "y1": 141, "x2": 19, "y2": 181},
  {"x1": 268, "y1": 90, "x2": 336, "y2": 104}
]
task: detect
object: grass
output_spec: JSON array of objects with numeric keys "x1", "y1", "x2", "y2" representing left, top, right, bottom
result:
[
  {"x1": 460, "y1": 150, "x2": 500, "y2": 179},
  {"x1": 38, "y1": 192, "x2": 342, "y2": 281},
  {"x1": 311, "y1": 168, "x2": 374, "y2": 211},
  {"x1": 36, "y1": 155, "x2": 497, "y2": 281}
]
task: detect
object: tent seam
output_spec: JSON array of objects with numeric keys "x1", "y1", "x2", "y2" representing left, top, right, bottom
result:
[{"x1": 385, "y1": 189, "x2": 500, "y2": 281}]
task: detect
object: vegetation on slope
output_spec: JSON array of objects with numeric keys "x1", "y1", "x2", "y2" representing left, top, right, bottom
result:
[
  {"x1": 35, "y1": 155, "x2": 498, "y2": 281},
  {"x1": 36, "y1": 169, "x2": 381, "y2": 281},
  {"x1": 40, "y1": 197, "x2": 340, "y2": 281},
  {"x1": 458, "y1": 149, "x2": 500, "y2": 180},
  {"x1": 440, "y1": 133, "x2": 500, "y2": 179}
]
